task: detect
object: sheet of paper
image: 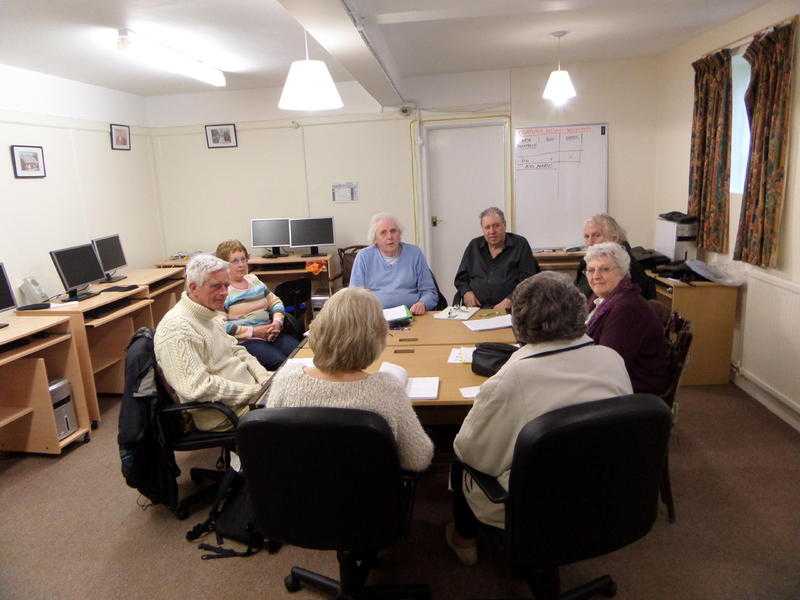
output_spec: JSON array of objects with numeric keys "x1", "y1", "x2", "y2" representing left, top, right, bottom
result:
[
  {"x1": 447, "y1": 346, "x2": 476, "y2": 364},
  {"x1": 379, "y1": 361, "x2": 409, "y2": 388},
  {"x1": 463, "y1": 314, "x2": 512, "y2": 331},
  {"x1": 406, "y1": 377, "x2": 440, "y2": 400},
  {"x1": 434, "y1": 306, "x2": 479, "y2": 320},
  {"x1": 285, "y1": 357, "x2": 314, "y2": 368},
  {"x1": 382, "y1": 305, "x2": 412, "y2": 322},
  {"x1": 459, "y1": 386, "x2": 481, "y2": 399}
]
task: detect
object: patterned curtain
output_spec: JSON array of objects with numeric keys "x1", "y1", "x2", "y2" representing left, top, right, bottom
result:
[
  {"x1": 734, "y1": 20, "x2": 797, "y2": 268},
  {"x1": 687, "y1": 50, "x2": 732, "y2": 254}
]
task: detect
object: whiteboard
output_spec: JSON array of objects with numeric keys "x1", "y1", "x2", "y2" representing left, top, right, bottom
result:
[{"x1": 513, "y1": 123, "x2": 607, "y2": 249}]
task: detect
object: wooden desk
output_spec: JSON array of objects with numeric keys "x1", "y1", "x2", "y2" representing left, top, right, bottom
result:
[
  {"x1": 18, "y1": 286, "x2": 155, "y2": 425},
  {"x1": 157, "y1": 254, "x2": 333, "y2": 296},
  {"x1": 534, "y1": 250, "x2": 585, "y2": 272},
  {"x1": 296, "y1": 344, "x2": 488, "y2": 425},
  {"x1": 650, "y1": 273, "x2": 739, "y2": 385},
  {"x1": 387, "y1": 312, "x2": 516, "y2": 347},
  {"x1": 0, "y1": 314, "x2": 91, "y2": 453},
  {"x1": 96, "y1": 267, "x2": 184, "y2": 326}
]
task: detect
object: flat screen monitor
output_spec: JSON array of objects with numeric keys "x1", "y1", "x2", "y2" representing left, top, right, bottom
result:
[
  {"x1": 0, "y1": 263, "x2": 16, "y2": 327},
  {"x1": 92, "y1": 234, "x2": 127, "y2": 282},
  {"x1": 50, "y1": 243, "x2": 105, "y2": 302},
  {"x1": 251, "y1": 218, "x2": 290, "y2": 257},
  {"x1": 289, "y1": 217, "x2": 335, "y2": 257}
]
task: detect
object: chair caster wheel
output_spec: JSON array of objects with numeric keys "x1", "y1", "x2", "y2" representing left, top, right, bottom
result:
[
  {"x1": 602, "y1": 580, "x2": 617, "y2": 597},
  {"x1": 284, "y1": 574, "x2": 302, "y2": 593}
]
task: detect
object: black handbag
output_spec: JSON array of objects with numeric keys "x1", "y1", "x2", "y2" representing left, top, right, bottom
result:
[{"x1": 471, "y1": 342, "x2": 518, "y2": 377}]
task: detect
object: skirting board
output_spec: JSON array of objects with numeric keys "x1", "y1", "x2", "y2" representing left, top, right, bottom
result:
[{"x1": 734, "y1": 371, "x2": 800, "y2": 434}]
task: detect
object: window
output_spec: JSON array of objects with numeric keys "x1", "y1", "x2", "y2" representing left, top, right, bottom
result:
[{"x1": 730, "y1": 51, "x2": 751, "y2": 194}]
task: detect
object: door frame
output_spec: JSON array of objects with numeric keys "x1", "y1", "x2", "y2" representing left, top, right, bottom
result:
[{"x1": 415, "y1": 116, "x2": 512, "y2": 262}]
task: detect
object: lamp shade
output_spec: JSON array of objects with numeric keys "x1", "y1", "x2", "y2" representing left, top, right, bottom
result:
[
  {"x1": 278, "y1": 59, "x2": 343, "y2": 111},
  {"x1": 542, "y1": 69, "x2": 576, "y2": 106}
]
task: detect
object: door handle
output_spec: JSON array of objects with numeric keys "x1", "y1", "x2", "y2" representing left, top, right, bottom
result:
[{"x1": 431, "y1": 216, "x2": 442, "y2": 226}]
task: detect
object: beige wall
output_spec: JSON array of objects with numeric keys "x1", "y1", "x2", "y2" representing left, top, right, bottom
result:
[
  {"x1": 0, "y1": 111, "x2": 163, "y2": 302},
  {"x1": 510, "y1": 56, "x2": 660, "y2": 248},
  {"x1": 151, "y1": 115, "x2": 414, "y2": 256},
  {"x1": 653, "y1": 0, "x2": 800, "y2": 282}
]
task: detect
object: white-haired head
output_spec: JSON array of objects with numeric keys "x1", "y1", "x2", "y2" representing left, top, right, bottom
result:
[
  {"x1": 367, "y1": 213, "x2": 403, "y2": 244},
  {"x1": 185, "y1": 254, "x2": 229, "y2": 287},
  {"x1": 584, "y1": 242, "x2": 631, "y2": 275}
]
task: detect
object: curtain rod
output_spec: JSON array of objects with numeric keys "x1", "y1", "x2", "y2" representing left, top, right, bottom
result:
[{"x1": 702, "y1": 15, "x2": 796, "y2": 58}]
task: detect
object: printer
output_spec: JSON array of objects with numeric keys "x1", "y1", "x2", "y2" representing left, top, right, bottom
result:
[{"x1": 655, "y1": 212, "x2": 698, "y2": 262}]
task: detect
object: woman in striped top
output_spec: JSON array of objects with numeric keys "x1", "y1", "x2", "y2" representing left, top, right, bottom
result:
[{"x1": 215, "y1": 240, "x2": 299, "y2": 370}]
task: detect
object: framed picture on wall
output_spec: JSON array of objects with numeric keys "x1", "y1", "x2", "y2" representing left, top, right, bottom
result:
[
  {"x1": 110, "y1": 124, "x2": 131, "y2": 151},
  {"x1": 10, "y1": 145, "x2": 46, "y2": 178},
  {"x1": 205, "y1": 123, "x2": 238, "y2": 149}
]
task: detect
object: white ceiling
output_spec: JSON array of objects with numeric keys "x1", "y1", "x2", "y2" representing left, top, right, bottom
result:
[{"x1": 0, "y1": 0, "x2": 770, "y2": 100}]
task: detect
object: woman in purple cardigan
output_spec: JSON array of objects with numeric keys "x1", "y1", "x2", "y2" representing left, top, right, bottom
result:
[{"x1": 584, "y1": 242, "x2": 669, "y2": 395}]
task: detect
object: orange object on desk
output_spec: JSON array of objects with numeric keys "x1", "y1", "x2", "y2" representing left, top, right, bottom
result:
[{"x1": 305, "y1": 261, "x2": 327, "y2": 275}]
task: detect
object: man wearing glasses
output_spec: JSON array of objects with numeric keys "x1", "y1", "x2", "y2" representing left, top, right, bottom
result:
[{"x1": 453, "y1": 207, "x2": 540, "y2": 310}]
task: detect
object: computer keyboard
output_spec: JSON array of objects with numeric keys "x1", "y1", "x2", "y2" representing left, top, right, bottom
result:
[
  {"x1": 85, "y1": 297, "x2": 133, "y2": 320},
  {"x1": 102, "y1": 285, "x2": 138, "y2": 293}
]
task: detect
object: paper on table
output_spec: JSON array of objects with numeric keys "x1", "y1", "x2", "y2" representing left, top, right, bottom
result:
[
  {"x1": 379, "y1": 362, "x2": 440, "y2": 400},
  {"x1": 383, "y1": 305, "x2": 412, "y2": 322},
  {"x1": 285, "y1": 357, "x2": 314, "y2": 368},
  {"x1": 459, "y1": 386, "x2": 481, "y2": 398},
  {"x1": 434, "y1": 306, "x2": 479, "y2": 320},
  {"x1": 447, "y1": 346, "x2": 476, "y2": 363},
  {"x1": 463, "y1": 314, "x2": 512, "y2": 331}
]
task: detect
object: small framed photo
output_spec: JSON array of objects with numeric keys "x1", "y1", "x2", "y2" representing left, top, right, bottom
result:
[
  {"x1": 205, "y1": 124, "x2": 238, "y2": 149},
  {"x1": 110, "y1": 124, "x2": 131, "y2": 151},
  {"x1": 10, "y1": 145, "x2": 46, "y2": 178}
]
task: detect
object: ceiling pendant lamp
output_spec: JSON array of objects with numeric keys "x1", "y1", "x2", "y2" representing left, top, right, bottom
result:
[
  {"x1": 279, "y1": 30, "x2": 343, "y2": 111},
  {"x1": 542, "y1": 31, "x2": 576, "y2": 107}
]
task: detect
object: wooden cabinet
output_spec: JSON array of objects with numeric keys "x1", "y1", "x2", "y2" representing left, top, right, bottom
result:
[
  {"x1": 0, "y1": 314, "x2": 91, "y2": 454},
  {"x1": 651, "y1": 274, "x2": 739, "y2": 386}
]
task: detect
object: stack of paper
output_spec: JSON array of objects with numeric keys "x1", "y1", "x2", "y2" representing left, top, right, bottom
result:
[
  {"x1": 434, "y1": 306, "x2": 479, "y2": 320},
  {"x1": 382, "y1": 305, "x2": 412, "y2": 323},
  {"x1": 447, "y1": 346, "x2": 476, "y2": 364},
  {"x1": 459, "y1": 386, "x2": 481, "y2": 399},
  {"x1": 463, "y1": 314, "x2": 512, "y2": 331},
  {"x1": 379, "y1": 362, "x2": 440, "y2": 400}
]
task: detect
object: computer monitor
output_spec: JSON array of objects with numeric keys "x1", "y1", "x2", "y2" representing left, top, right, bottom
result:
[
  {"x1": 0, "y1": 263, "x2": 16, "y2": 328},
  {"x1": 49, "y1": 244, "x2": 105, "y2": 302},
  {"x1": 289, "y1": 217, "x2": 335, "y2": 257},
  {"x1": 251, "y1": 218, "x2": 290, "y2": 257},
  {"x1": 91, "y1": 234, "x2": 128, "y2": 282}
]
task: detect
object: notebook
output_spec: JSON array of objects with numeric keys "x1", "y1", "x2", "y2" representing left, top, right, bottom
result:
[{"x1": 463, "y1": 314, "x2": 512, "y2": 331}]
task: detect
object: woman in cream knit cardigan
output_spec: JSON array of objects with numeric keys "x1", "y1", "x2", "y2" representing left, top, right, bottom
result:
[{"x1": 266, "y1": 287, "x2": 433, "y2": 472}]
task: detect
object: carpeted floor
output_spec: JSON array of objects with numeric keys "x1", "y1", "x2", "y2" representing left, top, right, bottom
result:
[{"x1": 2, "y1": 384, "x2": 800, "y2": 600}]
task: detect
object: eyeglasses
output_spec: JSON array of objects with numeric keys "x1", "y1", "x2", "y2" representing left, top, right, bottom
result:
[
  {"x1": 586, "y1": 266, "x2": 617, "y2": 276},
  {"x1": 447, "y1": 305, "x2": 471, "y2": 318},
  {"x1": 229, "y1": 257, "x2": 248, "y2": 265}
]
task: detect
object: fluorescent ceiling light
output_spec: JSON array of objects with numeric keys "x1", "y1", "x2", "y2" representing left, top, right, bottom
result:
[
  {"x1": 117, "y1": 28, "x2": 226, "y2": 87},
  {"x1": 542, "y1": 31, "x2": 576, "y2": 107},
  {"x1": 279, "y1": 30, "x2": 343, "y2": 111}
]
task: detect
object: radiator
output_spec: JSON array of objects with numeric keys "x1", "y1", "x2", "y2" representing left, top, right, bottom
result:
[{"x1": 740, "y1": 270, "x2": 800, "y2": 413}]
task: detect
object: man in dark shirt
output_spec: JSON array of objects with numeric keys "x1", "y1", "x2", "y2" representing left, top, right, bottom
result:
[{"x1": 454, "y1": 207, "x2": 540, "y2": 310}]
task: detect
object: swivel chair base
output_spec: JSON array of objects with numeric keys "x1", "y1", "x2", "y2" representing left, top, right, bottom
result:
[{"x1": 284, "y1": 550, "x2": 430, "y2": 600}]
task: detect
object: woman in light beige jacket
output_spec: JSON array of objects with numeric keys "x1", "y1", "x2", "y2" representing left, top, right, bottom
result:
[{"x1": 446, "y1": 271, "x2": 633, "y2": 566}]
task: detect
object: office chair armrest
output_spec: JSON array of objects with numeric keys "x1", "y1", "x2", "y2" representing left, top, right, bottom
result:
[
  {"x1": 161, "y1": 401, "x2": 240, "y2": 429},
  {"x1": 462, "y1": 464, "x2": 509, "y2": 504}
]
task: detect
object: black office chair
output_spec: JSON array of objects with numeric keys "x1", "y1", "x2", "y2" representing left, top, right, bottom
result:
[
  {"x1": 332, "y1": 245, "x2": 367, "y2": 288},
  {"x1": 430, "y1": 271, "x2": 448, "y2": 311},
  {"x1": 275, "y1": 278, "x2": 312, "y2": 329},
  {"x1": 237, "y1": 407, "x2": 430, "y2": 600},
  {"x1": 461, "y1": 394, "x2": 671, "y2": 599},
  {"x1": 121, "y1": 328, "x2": 239, "y2": 520}
]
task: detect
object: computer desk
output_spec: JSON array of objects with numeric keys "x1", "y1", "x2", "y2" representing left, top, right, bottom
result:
[
  {"x1": 157, "y1": 254, "x2": 334, "y2": 296},
  {"x1": 15, "y1": 267, "x2": 183, "y2": 426},
  {"x1": 0, "y1": 313, "x2": 91, "y2": 453}
]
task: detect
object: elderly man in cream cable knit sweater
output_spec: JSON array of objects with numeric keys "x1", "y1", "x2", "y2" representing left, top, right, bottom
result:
[{"x1": 155, "y1": 254, "x2": 271, "y2": 431}]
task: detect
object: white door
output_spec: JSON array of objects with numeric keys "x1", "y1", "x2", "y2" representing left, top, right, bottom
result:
[{"x1": 421, "y1": 120, "x2": 509, "y2": 304}]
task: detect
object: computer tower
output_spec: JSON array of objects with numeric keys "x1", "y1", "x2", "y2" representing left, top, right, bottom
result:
[{"x1": 49, "y1": 378, "x2": 77, "y2": 441}]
